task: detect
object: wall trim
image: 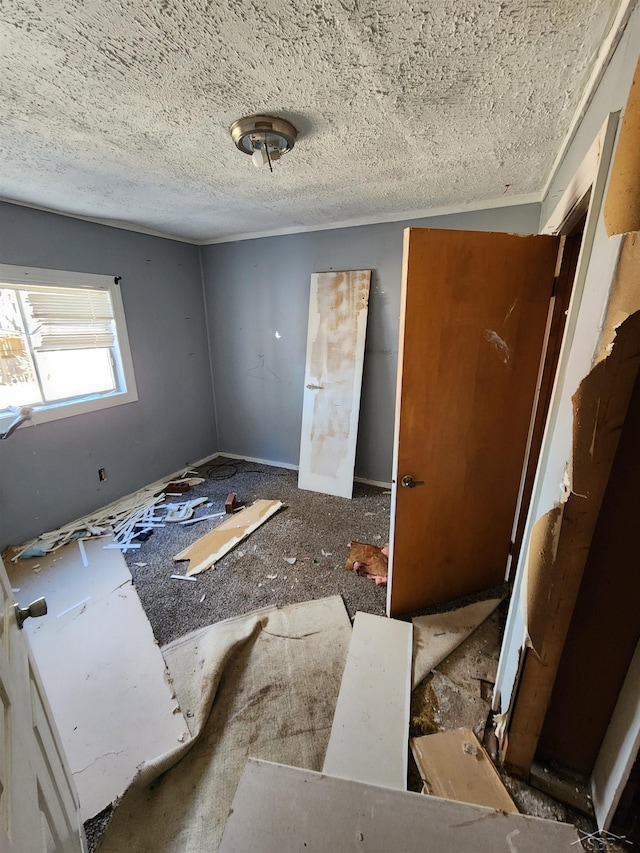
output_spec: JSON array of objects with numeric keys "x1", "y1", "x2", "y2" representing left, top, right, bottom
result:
[{"x1": 199, "y1": 193, "x2": 542, "y2": 245}]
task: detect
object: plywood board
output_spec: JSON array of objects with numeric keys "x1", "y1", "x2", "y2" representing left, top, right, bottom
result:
[
  {"x1": 505, "y1": 311, "x2": 640, "y2": 775},
  {"x1": 604, "y1": 56, "x2": 640, "y2": 236},
  {"x1": 389, "y1": 228, "x2": 558, "y2": 615},
  {"x1": 323, "y1": 612, "x2": 412, "y2": 789},
  {"x1": 592, "y1": 640, "x2": 640, "y2": 830},
  {"x1": 411, "y1": 728, "x2": 518, "y2": 813},
  {"x1": 298, "y1": 269, "x2": 370, "y2": 499},
  {"x1": 412, "y1": 598, "x2": 502, "y2": 688},
  {"x1": 8, "y1": 538, "x2": 188, "y2": 820},
  {"x1": 173, "y1": 499, "x2": 283, "y2": 576},
  {"x1": 219, "y1": 759, "x2": 581, "y2": 853}
]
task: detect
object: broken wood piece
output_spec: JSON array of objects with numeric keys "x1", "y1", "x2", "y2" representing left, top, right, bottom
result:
[
  {"x1": 170, "y1": 575, "x2": 198, "y2": 583},
  {"x1": 179, "y1": 512, "x2": 225, "y2": 526},
  {"x1": 164, "y1": 497, "x2": 208, "y2": 523},
  {"x1": 173, "y1": 500, "x2": 284, "y2": 577},
  {"x1": 225, "y1": 492, "x2": 240, "y2": 514},
  {"x1": 411, "y1": 727, "x2": 517, "y2": 814},
  {"x1": 344, "y1": 541, "x2": 388, "y2": 578}
]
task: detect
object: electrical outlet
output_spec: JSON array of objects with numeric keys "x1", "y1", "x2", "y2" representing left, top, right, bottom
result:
[{"x1": 98, "y1": 468, "x2": 107, "y2": 482}]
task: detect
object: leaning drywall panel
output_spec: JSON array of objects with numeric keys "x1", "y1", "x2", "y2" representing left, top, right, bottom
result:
[
  {"x1": 298, "y1": 270, "x2": 370, "y2": 499},
  {"x1": 592, "y1": 640, "x2": 640, "y2": 829},
  {"x1": 604, "y1": 55, "x2": 640, "y2": 236}
]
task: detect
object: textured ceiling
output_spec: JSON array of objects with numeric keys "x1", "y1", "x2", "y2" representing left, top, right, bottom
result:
[{"x1": 0, "y1": 0, "x2": 622, "y2": 242}]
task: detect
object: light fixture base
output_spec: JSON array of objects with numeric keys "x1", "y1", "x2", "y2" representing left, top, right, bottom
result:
[{"x1": 230, "y1": 115, "x2": 297, "y2": 162}]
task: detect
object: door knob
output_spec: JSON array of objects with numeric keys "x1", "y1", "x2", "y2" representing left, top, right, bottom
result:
[
  {"x1": 401, "y1": 475, "x2": 425, "y2": 488},
  {"x1": 14, "y1": 597, "x2": 48, "y2": 629}
]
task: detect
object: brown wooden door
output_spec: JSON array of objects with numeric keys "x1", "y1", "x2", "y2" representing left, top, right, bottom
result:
[{"x1": 388, "y1": 228, "x2": 560, "y2": 616}]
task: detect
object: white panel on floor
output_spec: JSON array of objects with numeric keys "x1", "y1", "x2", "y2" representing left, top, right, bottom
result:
[
  {"x1": 298, "y1": 269, "x2": 371, "y2": 499},
  {"x1": 323, "y1": 611, "x2": 412, "y2": 789},
  {"x1": 219, "y1": 759, "x2": 582, "y2": 853},
  {"x1": 9, "y1": 537, "x2": 189, "y2": 820},
  {"x1": 592, "y1": 640, "x2": 640, "y2": 830}
]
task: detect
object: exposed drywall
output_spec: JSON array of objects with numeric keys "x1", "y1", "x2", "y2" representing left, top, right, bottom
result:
[
  {"x1": 0, "y1": 0, "x2": 623, "y2": 241},
  {"x1": 604, "y1": 56, "x2": 640, "y2": 235},
  {"x1": 0, "y1": 201, "x2": 217, "y2": 550},
  {"x1": 201, "y1": 204, "x2": 540, "y2": 483},
  {"x1": 495, "y1": 6, "x2": 640, "y2": 720}
]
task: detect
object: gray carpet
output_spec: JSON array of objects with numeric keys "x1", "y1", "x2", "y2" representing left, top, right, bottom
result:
[{"x1": 125, "y1": 457, "x2": 390, "y2": 645}]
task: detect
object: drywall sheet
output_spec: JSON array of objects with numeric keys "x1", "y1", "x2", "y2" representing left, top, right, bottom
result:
[
  {"x1": 219, "y1": 759, "x2": 581, "y2": 852},
  {"x1": 98, "y1": 597, "x2": 351, "y2": 853},
  {"x1": 412, "y1": 598, "x2": 502, "y2": 688},
  {"x1": 298, "y1": 269, "x2": 370, "y2": 499},
  {"x1": 592, "y1": 640, "x2": 640, "y2": 830},
  {"x1": 411, "y1": 728, "x2": 517, "y2": 813},
  {"x1": 604, "y1": 56, "x2": 640, "y2": 236},
  {"x1": 323, "y1": 611, "x2": 412, "y2": 789},
  {"x1": 507, "y1": 309, "x2": 640, "y2": 773},
  {"x1": 173, "y1": 499, "x2": 283, "y2": 576},
  {"x1": 9, "y1": 538, "x2": 188, "y2": 821}
]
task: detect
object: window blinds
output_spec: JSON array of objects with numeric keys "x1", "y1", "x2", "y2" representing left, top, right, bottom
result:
[{"x1": 25, "y1": 287, "x2": 115, "y2": 351}]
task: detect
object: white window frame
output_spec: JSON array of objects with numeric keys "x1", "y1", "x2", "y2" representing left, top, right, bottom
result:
[{"x1": 0, "y1": 264, "x2": 138, "y2": 429}]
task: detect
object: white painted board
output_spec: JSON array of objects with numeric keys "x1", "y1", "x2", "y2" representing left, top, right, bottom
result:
[
  {"x1": 592, "y1": 640, "x2": 640, "y2": 830},
  {"x1": 219, "y1": 759, "x2": 582, "y2": 852},
  {"x1": 323, "y1": 611, "x2": 412, "y2": 789},
  {"x1": 9, "y1": 537, "x2": 189, "y2": 820},
  {"x1": 298, "y1": 269, "x2": 370, "y2": 499},
  {"x1": 0, "y1": 555, "x2": 85, "y2": 852}
]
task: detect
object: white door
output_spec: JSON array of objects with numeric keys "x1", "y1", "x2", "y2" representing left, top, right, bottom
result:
[
  {"x1": 0, "y1": 556, "x2": 85, "y2": 852},
  {"x1": 298, "y1": 269, "x2": 371, "y2": 499}
]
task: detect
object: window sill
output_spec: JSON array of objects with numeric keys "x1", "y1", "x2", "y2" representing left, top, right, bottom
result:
[{"x1": 0, "y1": 388, "x2": 139, "y2": 435}]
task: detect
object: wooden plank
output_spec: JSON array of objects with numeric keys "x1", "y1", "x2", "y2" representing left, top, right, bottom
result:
[
  {"x1": 219, "y1": 759, "x2": 581, "y2": 853},
  {"x1": 411, "y1": 728, "x2": 518, "y2": 813},
  {"x1": 323, "y1": 612, "x2": 412, "y2": 790},
  {"x1": 592, "y1": 640, "x2": 640, "y2": 830},
  {"x1": 173, "y1": 499, "x2": 283, "y2": 576},
  {"x1": 298, "y1": 269, "x2": 371, "y2": 499},
  {"x1": 505, "y1": 311, "x2": 640, "y2": 775},
  {"x1": 388, "y1": 228, "x2": 559, "y2": 615}
]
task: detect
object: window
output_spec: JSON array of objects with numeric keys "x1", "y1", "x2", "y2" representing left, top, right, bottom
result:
[{"x1": 0, "y1": 264, "x2": 137, "y2": 428}]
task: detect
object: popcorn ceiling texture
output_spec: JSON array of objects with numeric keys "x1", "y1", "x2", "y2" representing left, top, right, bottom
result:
[{"x1": 0, "y1": 0, "x2": 620, "y2": 241}]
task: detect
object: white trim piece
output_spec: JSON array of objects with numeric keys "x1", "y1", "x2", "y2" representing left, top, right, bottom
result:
[
  {"x1": 323, "y1": 612, "x2": 412, "y2": 790},
  {"x1": 540, "y1": 0, "x2": 637, "y2": 203},
  {"x1": 494, "y1": 113, "x2": 620, "y2": 717},
  {"x1": 592, "y1": 641, "x2": 640, "y2": 830},
  {"x1": 202, "y1": 193, "x2": 541, "y2": 245}
]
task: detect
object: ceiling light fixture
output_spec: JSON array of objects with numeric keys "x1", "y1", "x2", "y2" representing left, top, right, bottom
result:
[{"x1": 230, "y1": 115, "x2": 297, "y2": 172}]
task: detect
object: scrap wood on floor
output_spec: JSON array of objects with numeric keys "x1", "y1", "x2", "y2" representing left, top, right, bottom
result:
[
  {"x1": 96, "y1": 595, "x2": 351, "y2": 853},
  {"x1": 173, "y1": 498, "x2": 284, "y2": 576}
]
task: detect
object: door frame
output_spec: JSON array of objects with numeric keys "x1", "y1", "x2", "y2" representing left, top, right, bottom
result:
[{"x1": 493, "y1": 112, "x2": 620, "y2": 734}]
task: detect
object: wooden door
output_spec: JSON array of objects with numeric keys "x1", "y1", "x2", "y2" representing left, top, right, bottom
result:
[
  {"x1": 0, "y1": 556, "x2": 84, "y2": 852},
  {"x1": 298, "y1": 270, "x2": 371, "y2": 499},
  {"x1": 388, "y1": 228, "x2": 559, "y2": 616}
]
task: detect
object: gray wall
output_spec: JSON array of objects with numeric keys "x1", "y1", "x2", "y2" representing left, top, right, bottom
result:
[
  {"x1": 201, "y1": 203, "x2": 541, "y2": 485},
  {"x1": 0, "y1": 202, "x2": 217, "y2": 549}
]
